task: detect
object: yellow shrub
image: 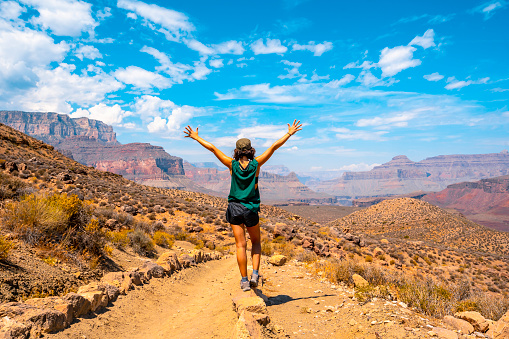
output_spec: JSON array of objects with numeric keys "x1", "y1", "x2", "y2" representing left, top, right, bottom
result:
[
  {"x1": 108, "y1": 230, "x2": 131, "y2": 249},
  {"x1": 0, "y1": 235, "x2": 14, "y2": 261},
  {"x1": 104, "y1": 245, "x2": 114, "y2": 256},
  {"x1": 153, "y1": 231, "x2": 174, "y2": 248}
]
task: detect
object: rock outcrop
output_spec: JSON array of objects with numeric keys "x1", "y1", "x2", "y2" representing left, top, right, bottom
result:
[
  {"x1": 309, "y1": 151, "x2": 509, "y2": 200},
  {"x1": 423, "y1": 175, "x2": 509, "y2": 232}
]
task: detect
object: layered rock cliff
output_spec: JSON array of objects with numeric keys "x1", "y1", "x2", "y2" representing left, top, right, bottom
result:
[
  {"x1": 309, "y1": 151, "x2": 509, "y2": 199},
  {"x1": 0, "y1": 111, "x2": 117, "y2": 144},
  {"x1": 423, "y1": 175, "x2": 509, "y2": 232},
  {"x1": 0, "y1": 111, "x2": 185, "y2": 185},
  {"x1": 184, "y1": 162, "x2": 336, "y2": 204}
]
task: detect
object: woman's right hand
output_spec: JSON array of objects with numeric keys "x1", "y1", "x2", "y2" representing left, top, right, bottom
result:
[
  {"x1": 287, "y1": 119, "x2": 303, "y2": 136},
  {"x1": 184, "y1": 125, "x2": 199, "y2": 140}
]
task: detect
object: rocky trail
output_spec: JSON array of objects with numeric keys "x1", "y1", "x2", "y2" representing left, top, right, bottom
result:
[{"x1": 42, "y1": 255, "x2": 467, "y2": 339}]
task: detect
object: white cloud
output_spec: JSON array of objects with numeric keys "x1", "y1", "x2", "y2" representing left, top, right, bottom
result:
[
  {"x1": 378, "y1": 45, "x2": 421, "y2": 77},
  {"x1": 16, "y1": 63, "x2": 123, "y2": 113},
  {"x1": 310, "y1": 71, "x2": 330, "y2": 82},
  {"x1": 445, "y1": 76, "x2": 490, "y2": 90},
  {"x1": 327, "y1": 74, "x2": 355, "y2": 88},
  {"x1": 356, "y1": 109, "x2": 425, "y2": 128},
  {"x1": 332, "y1": 127, "x2": 389, "y2": 141},
  {"x1": 409, "y1": 29, "x2": 435, "y2": 49},
  {"x1": 209, "y1": 59, "x2": 224, "y2": 68},
  {"x1": 473, "y1": 1, "x2": 507, "y2": 19},
  {"x1": 343, "y1": 60, "x2": 375, "y2": 70},
  {"x1": 70, "y1": 103, "x2": 130, "y2": 125},
  {"x1": 250, "y1": 38, "x2": 287, "y2": 55},
  {"x1": 213, "y1": 40, "x2": 245, "y2": 55},
  {"x1": 185, "y1": 39, "x2": 215, "y2": 55},
  {"x1": 340, "y1": 163, "x2": 380, "y2": 172},
  {"x1": 237, "y1": 124, "x2": 287, "y2": 140},
  {"x1": 292, "y1": 41, "x2": 333, "y2": 56},
  {"x1": 117, "y1": 0, "x2": 194, "y2": 41},
  {"x1": 114, "y1": 66, "x2": 171, "y2": 90},
  {"x1": 0, "y1": 1, "x2": 25, "y2": 20},
  {"x1": 75, "y1": 45, "x2": 102, "y2": 60},
  {"x1": 133, "y1": 95, "x2": 176, "y2": 119},
  {"x1": 141, "y1": 46, "x2": 193, "y2": 84},
  {"x1": 278, "y1": 60, "x2": 302, "y2": 79},
  {"x1": 147, "y1": 116, "x2": 168, "y2": 133},
  {"x1": 356, "y1": 70, "x2": 396, "y2": 87},
  {"x1": 216, "y1": 83, "x2": 304, "y2": 103},
  {"x1": 191, "y1": 61, "x2": 212, "y2": 80},
  {"x1": 423, "y1": 72, "x2": 444, "y2": 81},
  {"x1": 20, "y1": 0, "x2": 97, "y2": 37}
]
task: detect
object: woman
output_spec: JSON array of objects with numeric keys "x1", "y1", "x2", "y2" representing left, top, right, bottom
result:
[{"x1": 184, "y1": 120, "x2": 303, "y2": 291}]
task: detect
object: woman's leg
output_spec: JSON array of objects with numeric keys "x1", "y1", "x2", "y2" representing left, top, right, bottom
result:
[
  {"x1": 246, "y1": 224, "x2": 261, "y2": 272},
  {"x1": 230, "y1": 223, "x2": 248, "y2": 277}
]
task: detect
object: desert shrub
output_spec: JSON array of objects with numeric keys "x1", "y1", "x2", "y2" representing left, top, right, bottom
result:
[
  {"x1": 82, "y1": 219, "x2": 106, "y2": 255},
  {"x1": 128, "y1": 230, "x2": 155, "y2": 256},
  {"x1": 0, "y1": 172, "x2": 27, "y2": 200},
  {"x1": 0, "y1": 235, "x2": 14, "y2": 261},
  {"x1": 108, "y1": 230, "x2": 132, "y2": 249},
  {"x1": 175, "y1": 231, "x2": 188, "y2": 241},
  {"x1": 261, "y1": 239, "x2": 273, "y2": 256},
  {"x1": 365, "y1": 255, "x2": 373, "y2": 262},
  {"x1": 153, "y1": 231, "x2": 174, "y2": 248},
  {"x1": 294, "y1": 248, "x2": 318, "y2": 263}
]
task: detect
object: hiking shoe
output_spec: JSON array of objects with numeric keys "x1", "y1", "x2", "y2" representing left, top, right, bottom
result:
[
  {"x1": 250, "y1": 272, "x2": 260, "y2": 288},
  {"x1": 240, "y1": 279, "x2": 251, "y2": 291}
]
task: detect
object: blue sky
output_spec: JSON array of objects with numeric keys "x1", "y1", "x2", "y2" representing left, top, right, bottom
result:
[{"x1": 0, "y1": 0, "x2": 508, "y2": 174}]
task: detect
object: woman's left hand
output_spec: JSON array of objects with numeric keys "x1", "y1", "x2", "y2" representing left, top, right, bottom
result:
[
  {"x1": 184, "y1": 125, "x2": 199, "y2": 140},
  {"x1": 287, "y1": 119, "x2": 303, "y2": 136}
]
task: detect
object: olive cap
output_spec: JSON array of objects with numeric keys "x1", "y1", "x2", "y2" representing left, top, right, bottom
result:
[{"x1": 236, "y1": 138, "x2": 251, "y2": 151}]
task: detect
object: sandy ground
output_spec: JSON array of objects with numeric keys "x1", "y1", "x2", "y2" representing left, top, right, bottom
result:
[{"x1": 47, "y1": 257, "x2": 239, "y2": 339}]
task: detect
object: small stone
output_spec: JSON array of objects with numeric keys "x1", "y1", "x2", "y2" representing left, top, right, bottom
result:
[
  {"x1": 349, "y1": 319, "x2": 357, "y2": 326},
  {"x1": 269, "y1": 255, "x2": 287, "y2": 266},
  {"x1": 352, "y1": 274, "x2": 368, "y2": 288}
]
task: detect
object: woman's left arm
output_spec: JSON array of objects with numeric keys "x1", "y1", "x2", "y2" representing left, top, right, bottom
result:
[{"x1": 184, "y1": 125, "x2": 232, "y2": 169}]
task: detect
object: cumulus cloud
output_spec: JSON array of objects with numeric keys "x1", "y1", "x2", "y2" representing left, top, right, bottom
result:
[
  {"x1": 209, "y1": 59, "x2": 224, "y2": 68},
  {"x1": 356, "y1": 70, "x2": 396, "y2": 87},
  {"x1": 148, "y1": 106, "x2": 199, "y2": 134},
  {"x1": 424, "y1": 72, "x2": 444, "y2": 81},
  {"x1": 278, "y1": 60, "x2": 302, "y2": 79},
  {"x1": 70, "y1": 103, "x2": 130, "y2": 125},
  {"x1": 16, "y1": 63, "x2": 123, "y2": 113},
  {"x1": 133, "y1": 95, "x2": 176, "y2": 119},
  {"x1": 141, "y1": 46, "x2": 193, "y2": 84},
  {"x1": 75, "y1": 45, "x2": 102, "y2": 60},
  {"x1": 250, "y1": 38, "x2": 287, "y2": 55},
  {"x1": 191, "y1": 60, "x2": 212, "y2": 80},
  {"x1": 213, "y1": 40, "x2": 245, "y2": 55},
  {"x1": 327, "y1": 74, "x2": 355, "y2": 88},
  {"x1": 20, "y1": 0, "x2": 97, "y2": 37},
  {"x1": 332, "y1": 127, "x2": 389, "y2": 141},
  {"x1": 0, "y1": 1, "x2": 25, "y2": 20},
  {"x1": 117, "y1": 0, "x2": 194, "y2": 41},
  {"x1": 409, "y1": 29, "x2": 435, "y2": 49},
  {"x1": 292, "y1": 41, "x2": 333, "y2": 56},
  {"x1": 445, "y1": 76, "x2": 490, "y2": 90},
  {"x1": 378, "y1": 45, "x2": 421, "y2": 77},
  {"x1": 114, "y1": 65, "x2": 171, "y2": 90}
]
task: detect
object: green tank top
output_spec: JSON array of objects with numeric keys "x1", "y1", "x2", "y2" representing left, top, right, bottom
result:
[{"x1": 228, "y1": 159, "x2": 260, "y2": 213}]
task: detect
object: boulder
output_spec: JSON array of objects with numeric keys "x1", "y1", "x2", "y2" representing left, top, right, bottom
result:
[
  {"x1": 269, "y1": 255, "x2": 287, "y2": 266},
  {"x1": 352, "y1": 274, "x2": 369, "y2": 288},
  {"x1": 232, "y1": 311, "x2": 262, "y2": 339},
  {"x1": 25, "y1": 297, "x2": 73, "y2": 326},
  {"x1": 156, "y1": 251, "x2": 182, "y2": 273},
  {"x1": 380, "y1": 239, "x2": 389, "y2": 244},
  {"x1": 455, "y1": 311, "x2": 489, "y2": 333},
  {"x1": 78, "y1": 291, "x2": 106, "y2": 312},
  {"x1": 120, "y1": 277, "x2": 133, "y2": 295},
  {"x1": 0, "y1": 302, "x2": 66, "y2": 335},
  {"x1": 493, "y1": 309, "x2": 509, "y2": 338},
  {"x1": 190, "y1": 249, "x2": 204, "y2": 264},
  {"x1": 302, "y1": 239, "x2": 314, "y2": 250},
  {"x1": 373, "y1": 247, "x2": 384, "y2": 256},
  {"x1": 5, "y1": 162, "x2": 17, "y2": 173},
  {"x1": 101, "y1": 272, "x2": 125, "y2": 288},
  {"x1": 139, "y1": 261, "x2": 166, "y2": 280},
  {"x1": 62, "y1": 293, "x2": 91, "y2": 318},
  {"x1": 443, "y1": 315, "x2": 474, "y2": 334},
  {"x1": 78, "y1": 282, "x2": 120, "y2": 304},
  {"x1": 179, "y1": 254, "x2": 196, "y2": 268},
  {"x1": 433, "y1": 326, "x2": 458, "y2": 339},
  {"x1": 128, "y1": 270, "x2": 143, "y2": 286},
  {"x1": 0, "y1": 316, "x2": 31, "y2": 339}
]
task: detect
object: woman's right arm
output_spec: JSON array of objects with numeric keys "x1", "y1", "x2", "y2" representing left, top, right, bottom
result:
[
  {"x1": 184, "y1": 126, "x2": 232, "y2": 169},
  {"x1": 255, "y1": 120, "x2": 302, "y2": 167}
]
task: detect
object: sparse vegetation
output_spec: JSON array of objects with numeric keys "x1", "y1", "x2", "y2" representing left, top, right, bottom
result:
[{"x1": 0, "y1": 235, "x2": 13, "y2": 261}]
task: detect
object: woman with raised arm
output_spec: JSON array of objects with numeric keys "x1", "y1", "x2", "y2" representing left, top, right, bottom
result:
[{"x1": 184, "y1": 120, "x2": 303, "y2": 291}]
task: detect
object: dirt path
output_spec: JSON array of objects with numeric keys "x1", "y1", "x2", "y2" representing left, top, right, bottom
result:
[{"x1": 47, "y1": 257, "x2": 239, "y2": 339}]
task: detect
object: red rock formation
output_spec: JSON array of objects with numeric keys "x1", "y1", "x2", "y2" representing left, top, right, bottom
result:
[
  {"x1": 0, "y1": 111, "x2": 117, "y2": 144},
  {"x1": 423, "y1": 175, "x2": 509, "y2": 231}
]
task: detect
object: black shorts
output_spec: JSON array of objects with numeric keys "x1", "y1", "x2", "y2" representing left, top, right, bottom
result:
[{"x1": 226, "y1": 202, "x2": 259, "y2": 227}]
